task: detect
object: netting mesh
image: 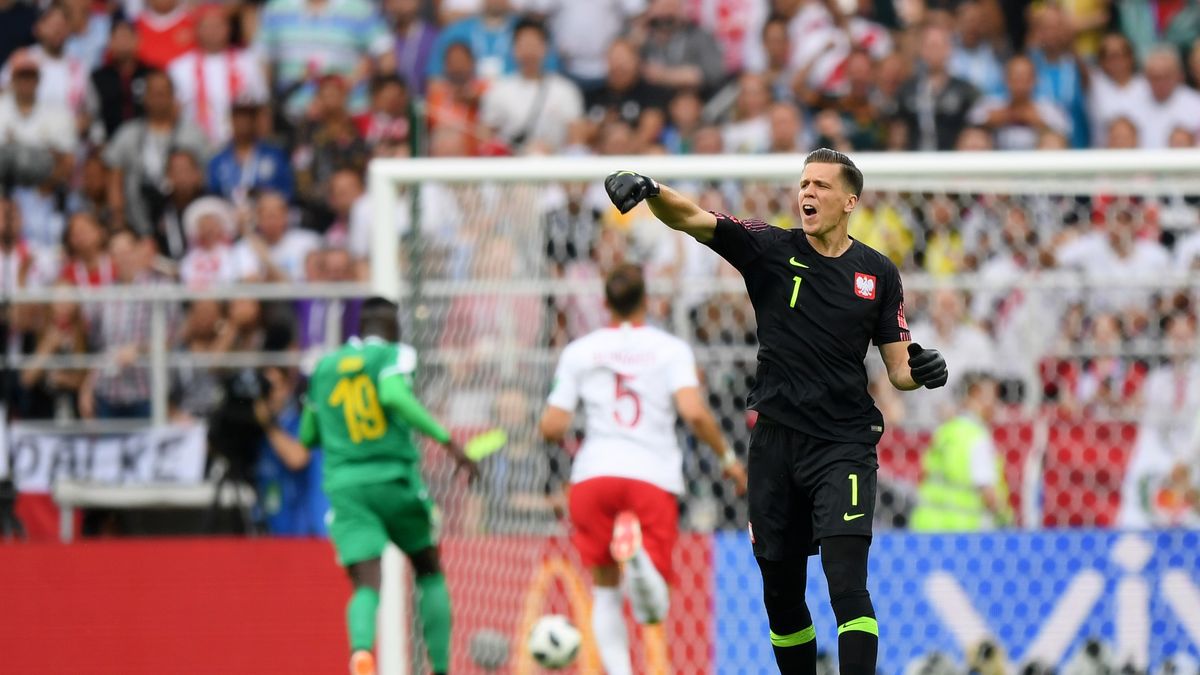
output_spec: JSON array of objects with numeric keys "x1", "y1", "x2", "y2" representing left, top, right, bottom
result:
[{"x1": 377, "y1": 171, "x2": 1200, "y2": 673}]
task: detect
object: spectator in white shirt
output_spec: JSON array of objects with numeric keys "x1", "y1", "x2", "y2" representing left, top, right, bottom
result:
[
  {"x1": 0, "y1": 198, "x2": 40, "y2": 297},
  {"x1": 1, "y1": 50, "x2": 78, "y2": 252},
  {"x1": 721, "y1": 72, "x2": 772, "y2": 153},
  {"x1": 525, "y1": 0, "x2": 646, "y2": 92},
  {"x1": 1055, "y1": 202, "x2": 1171, "y2": 318},
  {"x1": 0, "y1": 50, "x2": 75, "y2": 192},
  {"x1": 179, "y1": 195, "x2": 239, "y2": 287},
  {"x1": 906, "y1": 287, "x2": 999, "y2": 425},
  {"x1": 480, "y1": 17, "x2": 583, "y2": 153},
  {"x1": 233, "y1": 190, "x2": 320, "y2": 282},
  {"x1": 972, "y1": 206, "x2": 1060, "y2": 384},
  {"x1": 968, "y1": 55, "x2": 1070, "y2": 151},
  {"x1": 1087, "y1": 32, "x2": 1151, "y2": 148},
  {"x1": 1134, "y1": 45, "x2": 1200, "y2": 149},
  {"x1": 168, "y1": 4, "x2": 267, "y2": 149},
  {"x1": 1118, "y1": 313, "x2": 1200, "y2": 529},
  {"x1": 1, "y1": 5, "x2": 90, "y2": 119}
]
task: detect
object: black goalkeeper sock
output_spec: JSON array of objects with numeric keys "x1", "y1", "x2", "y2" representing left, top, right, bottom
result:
[
  {"x1": 820, "y1": 536, "x2": 877, "y2": 675},
  {"x1": 836, "y1": 616, "x2": 877, "y2": 675},
  {"x1": 771, "y1": 625, "x2": 817, "y2": 674}
]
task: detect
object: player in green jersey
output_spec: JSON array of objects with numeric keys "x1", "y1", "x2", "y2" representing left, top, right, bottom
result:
[{"x1": 299, "y1": 297, "x2": 477, "y2": 675}]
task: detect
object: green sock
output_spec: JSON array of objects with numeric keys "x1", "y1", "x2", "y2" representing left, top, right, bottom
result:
[
  {"x1": 347, "y1": 586, "x2": 380, "y2": 653},
  {"x1": 417, "y1": 573, "x2": 452, "y2": 673}
]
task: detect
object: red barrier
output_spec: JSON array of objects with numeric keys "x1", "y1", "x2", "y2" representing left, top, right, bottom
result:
[
  {"x1": 0, "y1": 534, "x2": 714, "y2": 674},
  {"x1": 0, "y1": 538, "x2": 347, "y2": 674}
]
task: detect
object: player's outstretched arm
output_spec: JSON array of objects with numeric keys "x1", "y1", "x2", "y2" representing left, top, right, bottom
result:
[
  {"x1": 604, "y1": 171, "x2": 718, "y2": 242},
  {"x1": 674, "y1": 386, "x2": 748, "y2": 496},
  {"x1": 378, "y1": 375, "x2": 478, "y2": 480},
  {"x1": 379, "y1": 375, "x2": 453, "y2": 442}
]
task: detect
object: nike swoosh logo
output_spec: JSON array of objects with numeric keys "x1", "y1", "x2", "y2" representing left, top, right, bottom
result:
[
  {"x1": 788, "y1": 257, "x2": 809, "y2": 268},
  {"x1": 843, "y1": 513, "x2": 865, "y2": 522}
]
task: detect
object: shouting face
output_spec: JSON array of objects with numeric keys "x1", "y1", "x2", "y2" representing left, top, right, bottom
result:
[{"x1": 796, "y1": 162, "x2": 858, "y2": 238}]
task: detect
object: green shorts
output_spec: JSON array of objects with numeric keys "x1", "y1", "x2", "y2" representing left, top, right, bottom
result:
[{"x1": 327, "y1": 474, "x2": 436, "y2": 567}]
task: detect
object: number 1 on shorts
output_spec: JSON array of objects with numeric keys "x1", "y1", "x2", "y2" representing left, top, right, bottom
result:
[{"x1": 849, "y1": 473, "x2": 858, "y2": 507}]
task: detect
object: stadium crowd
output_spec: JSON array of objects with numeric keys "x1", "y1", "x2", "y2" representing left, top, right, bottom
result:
[{"x1": 0, "y1": 0, "x2": 1199, "y2": 535}]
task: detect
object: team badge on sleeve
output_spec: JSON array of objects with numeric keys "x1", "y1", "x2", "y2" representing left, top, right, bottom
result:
[{"x1": 854, "y1": 273, "x2": 877, "y2": 300}]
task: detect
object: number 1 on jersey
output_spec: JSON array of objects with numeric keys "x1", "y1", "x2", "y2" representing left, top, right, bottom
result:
[
  {"x1": 849, "y1": 473, "x2": 859, "y2": 507},
  {"x1": 613, "y1": 373, "x2": 642, "y2": 428},
  {"x1": 789, "y1": 275, "x2": 803, "y2": 308}
]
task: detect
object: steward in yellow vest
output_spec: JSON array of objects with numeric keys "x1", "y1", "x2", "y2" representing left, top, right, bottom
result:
[{"x1": 911, "y1": 372, "x2": 1013, "y2": 531}]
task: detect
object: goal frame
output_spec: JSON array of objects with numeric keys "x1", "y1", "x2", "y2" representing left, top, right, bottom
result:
[{"x1": 365, "y1": 149, "x2": 1200, "y2": 674}]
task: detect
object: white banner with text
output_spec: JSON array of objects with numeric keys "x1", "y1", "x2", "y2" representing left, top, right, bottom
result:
[{"x1": 3, "y1": 424, "x2": 208, "y2": 493}]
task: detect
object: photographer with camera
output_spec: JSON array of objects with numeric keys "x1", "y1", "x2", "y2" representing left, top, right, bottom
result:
[{"x1": 204, "y1": 300, "x2": 298, "y2": 532}]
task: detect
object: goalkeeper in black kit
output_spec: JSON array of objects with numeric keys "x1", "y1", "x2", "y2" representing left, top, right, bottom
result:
[{"x1": 604, "y1": 149, "x2": 948, "y2": 675}]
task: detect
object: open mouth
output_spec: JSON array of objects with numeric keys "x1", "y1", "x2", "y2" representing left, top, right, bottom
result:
[{"x1": 801, "y1": 204, "x2": 818, "y2": 216}]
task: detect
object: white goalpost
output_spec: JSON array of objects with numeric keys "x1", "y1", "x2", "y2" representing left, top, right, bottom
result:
[{"x1": 368, "y1": 149, "x2": 1200, "y2": 293}]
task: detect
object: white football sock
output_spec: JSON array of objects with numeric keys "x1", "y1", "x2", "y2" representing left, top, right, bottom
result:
[
  {"x1": 622, "y1": 548, "x2": 670, "y2": 624},
  {"x1": 591, "y1": 586, "x2": 632, "y2": 675}
]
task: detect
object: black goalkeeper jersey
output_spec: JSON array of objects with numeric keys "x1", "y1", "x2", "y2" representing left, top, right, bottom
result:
[{"x1": 704, "y1": 212, "x2": 911, "y2": 444}]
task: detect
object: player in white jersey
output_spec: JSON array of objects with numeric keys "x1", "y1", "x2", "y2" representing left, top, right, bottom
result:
[{"x1": 539, "y1": 264, "x2": 748, "y2": 675}]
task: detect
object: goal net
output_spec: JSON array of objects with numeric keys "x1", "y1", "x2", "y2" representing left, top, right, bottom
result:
[{"x1": 367, "y1": 150, "x2": 1200, "y2": 674}]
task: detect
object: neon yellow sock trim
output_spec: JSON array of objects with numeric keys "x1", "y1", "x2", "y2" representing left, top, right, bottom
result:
[
  {"x1": 837, "y1": 616, "x2": 878, "y2": 636},
  {"x1": 769, "y1": 625, "x2": 816, "y2": 647}
]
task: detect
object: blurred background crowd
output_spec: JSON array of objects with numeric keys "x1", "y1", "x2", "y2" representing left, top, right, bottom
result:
[{"x1": 1, "y1": 0, "x2": 1199, "y2": 537}]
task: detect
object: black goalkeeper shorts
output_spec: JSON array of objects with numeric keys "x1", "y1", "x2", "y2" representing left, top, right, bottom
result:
[{"x1": 747, "y1": 416, "x2": 878, "y2": 560}]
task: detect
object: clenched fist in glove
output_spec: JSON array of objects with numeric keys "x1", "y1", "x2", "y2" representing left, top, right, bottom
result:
[
  {"x1": 604, "y1": 171, "x2": 659, "y2": 214},
  {"x1": 907, "y1": 343, "x2": 948, "y2": 389}
]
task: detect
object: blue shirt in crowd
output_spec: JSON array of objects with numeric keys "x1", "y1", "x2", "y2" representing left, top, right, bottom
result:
[
  {"x1": 208, "y1": 143, "x2": 295, "y2": 201},
  {"x1": 426, "y1": 14, "x2": 558, "y2": 80},
  {"x1": 1030, "y1": 49, "x2": 1089, "y2": 148}
]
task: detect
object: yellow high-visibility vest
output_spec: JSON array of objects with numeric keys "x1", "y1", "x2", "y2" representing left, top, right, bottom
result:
[{"x1": 910, "y1": 415, "x2": 1011, "y2": 532}]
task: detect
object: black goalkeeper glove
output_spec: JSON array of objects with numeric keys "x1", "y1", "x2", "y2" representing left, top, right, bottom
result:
[
  {"x1": 604, "y1": 171, "x2": 659, "y2": 214},
  {"x1": 907, "y1": 343, "x2": 948, "y2": 389}
]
